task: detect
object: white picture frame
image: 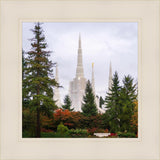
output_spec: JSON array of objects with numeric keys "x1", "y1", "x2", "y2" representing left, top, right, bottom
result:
[{"x1": 0, "y1": 0, "x2": 159, "y2": 160}]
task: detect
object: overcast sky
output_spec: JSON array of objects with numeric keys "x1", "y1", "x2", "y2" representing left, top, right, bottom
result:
[{"x1": 22, "y1": 22, "x2": 138, "y2": 102}]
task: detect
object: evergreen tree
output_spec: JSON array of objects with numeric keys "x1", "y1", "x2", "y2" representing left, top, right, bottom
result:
[
  {"x1": 23, "y1": 22, "x2": 57, "y2": 137},
  {"x1": 105, "y1": 71, "x2": 121, "y2": 132},
  {"x1": 82, "y1": 80, "x2": 97, "y2": 116},
  {"x1": 62, "y1": 95, "x2": 73, "y2": 111},
  {"x1": 22, "y1": 49, "x2": 29, "y2": 108},
  {"x1": 119, "y1": 75, "x2": 137, "y2": 132},
  {"x1": 99, "y1": 96, "x2": 104, "y2": 108},
  {"x1": 22, "y1": 49, "x2": 26, "y2": 80}
]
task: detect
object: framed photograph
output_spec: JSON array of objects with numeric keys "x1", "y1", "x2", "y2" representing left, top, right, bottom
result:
[{"x1": 0, "y1": 0, "x2": 159, "y2": 159}]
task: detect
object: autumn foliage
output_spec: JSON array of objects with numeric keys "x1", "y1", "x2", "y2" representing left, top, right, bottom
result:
[{"x1": 130, "y1": 101, "x2": 138, "y2": 135}]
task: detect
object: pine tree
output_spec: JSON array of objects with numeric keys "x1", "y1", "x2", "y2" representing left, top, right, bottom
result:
[
  {"x1": 22, "y1": 50, "x2": 29, "y2": 108},
  {"x1": 82, "y1": 80, "x2": 97, "y2": 116},
  {"x1": 99, "y1": 96, "x2": 104, "y2": 108},
  {"x1": 23, "y1": 22, "x2": 57, "y2": 137},
  {"x1": 119, "y1": 75, "x2": 137, "y2": 132},
  {"x1": 105, "y1": 71, "x2": 121, "y2": 132},
  {"x1": 62, "y1": 95, "x2": 73, "y2": 111},
  {"x1": 22, "y1": 50, "x2": 26, "y2": 80}
]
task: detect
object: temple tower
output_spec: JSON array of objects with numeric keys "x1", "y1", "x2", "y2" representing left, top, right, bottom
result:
[
  {"x1": 69, "y1": 34, "x2": 86, "y2": 111},
  {"x1": 53, "y1": 63, "x2": 61, "y2": 107},
  {"x1": 91, "y1": 63, "x2": 95, "y2": 95},
  {"x1": 91, "y1": 63, "x2": 105, "y2": 114},
  {"x1": 76, "y1": 34, "x2": 84, "y2": 78},
  {"x1": 108, "y1": 61, "x2": 113, "y2": 92}
]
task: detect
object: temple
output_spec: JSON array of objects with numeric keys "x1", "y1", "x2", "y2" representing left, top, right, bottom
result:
[
  {"x1": 54, "y1": 34, "x2": 113, "y2": 113},
  {"x1": 69, "y1": 34, "x2": 87, "y2": 111}
]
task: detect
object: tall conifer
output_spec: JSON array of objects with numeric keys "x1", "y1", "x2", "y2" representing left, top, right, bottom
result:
[
  {"x1": 62, "y1": 95, "x2": 73, "y2": 111},
  {"x1": 105, "y1": 71, "x2": 121, "y2": 132},
  {"x1": 23, "y1": 22, "x2": 57, "y2": 137},
  {"x1": 82, "y1": 80, "x2": 97, "y2": 116},
  {"x1": 119, "y1": 75, "x2": 137, "y2": 132}
]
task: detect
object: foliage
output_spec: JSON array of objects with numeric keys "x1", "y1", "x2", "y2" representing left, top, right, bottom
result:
[
  {"x1": 62, "y1": 95, "x2": 73, "y2": 111},
  {"x1": 54, "y1": 109, "x2": 84, "y2": 129},
  {"x1": 117, "y1": 132, "x2": 137, "y2": 138},
  {"x1": 87, "y1": 128, "x2": 109, "y2": 135},
  {"x1": 53, "y1": 109, "x2": 72, "y2": 128},
  {"x1": 22, "y1": 50, "x2": 30, "y2": 108},
  {"x1": 105, "y1": 72, "x2": 138, "y2": 133},
  {"x1": 41, "y1": 132, "x2": 55, "y2": 138},
  {"x1": 41, "y1": 128, "x2": 53, "y2": 133},
  {"x1": 22, "y1": 22, "x2": 58, "y2": 137},
  {"x1": 22, "y1": 108, "x2": 36, "y2": 137},
  {"x1": 57, "y1": 123, "x2": 69, "y2": 136},
  {"x1": 105, "y1": 71, "x2": 121, "y2": 132},
  {"x1": 68, "y1": 129, "x2": 88, "y2": 137},
  {"x1": 41, "y1": 114, "x2": 54, "y2": 131},
  {"x1": 99, "y1": 96, "x2": 104, "y2": 108},
  {"x1": 118, "y1": 75, "x2": 137, "y2": 132},
  {"x1": 130, "y1": 101, "x2": 138, "y2": 134},
  {"x1": 82, "y1": 80, "x2": 97, "y2": 116},
  {"x1": 53, "y1": 109, "x2": 104, "y2": 130},
  {"x1": 80, "y1": 114, "x2": 103, "y2": 129},
  {"x1": 87, "y1": 128, "x2": 97, "y2": 135}
]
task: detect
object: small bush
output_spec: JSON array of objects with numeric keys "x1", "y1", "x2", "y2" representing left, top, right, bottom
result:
[
  {"x1": 107, "y1": 133, "x2": 118, "y2": 138},
  {"x1": 68, "y1": 129, "x2": 88, "y2": 137},
  {"x1": 41, "y1": 128, "x2": 53, "y2": 133},
  {"x1": 87, "y1": 128, "x2": 109, "y2": 135},
  {"x1": 57, "y1": 122, "x2": 69, "y2": 136},
  {"x1": 23, "y1": 131, "x2": 33, "y2": 138},
  {"x1": 41, "y1": 132, "x2": 55, "y2": 138},
  {"x1": 88, "y1": 135, "x2": 97, "y2": 138},
  {"x1": 117, "y1": 132, "x2": 137, "y2": 138}
]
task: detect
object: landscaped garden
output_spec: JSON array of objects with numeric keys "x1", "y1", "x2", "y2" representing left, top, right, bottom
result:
[{"x1": 22, "y1": 22, "x2": 138, "y2": 138}]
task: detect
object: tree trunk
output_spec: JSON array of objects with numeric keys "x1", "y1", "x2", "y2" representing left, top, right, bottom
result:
[{"x1": 36, "y1": 107, "x2": 41, "y2": 137}]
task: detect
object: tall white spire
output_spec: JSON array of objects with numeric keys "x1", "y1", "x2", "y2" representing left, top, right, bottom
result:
[
  {"x1": 69, "y1": 34, "x2": 87, "y2": 112},
  {"x1": 91, "y1": 62, "x2": 95, "y2": 95},
  {"x1": 53, "y1": 63, "x2": 61, "y2": 107},
  {"x1": 108, "y1": 61, "x2": 113, "y2": 92},
  {"x1": 91, "y1": 63, "x2": 105, "y2": 114},
  {"x1": 76, "y1": 33, "x2": 84, "y2": 78},
  {"x1": 79, "y1": 33, "x2": 81, "y2": 48}
]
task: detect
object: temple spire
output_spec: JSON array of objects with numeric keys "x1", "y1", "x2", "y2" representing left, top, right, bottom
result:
[
  {"x1": 55, "y1": 63, "x2": 59, "y2": 82},
  {"x1": 76, "y1": 34, "x2": 84, "y2": 78},
  {"x1": 53, "y1": 63, "x2": 61, "y2": 107},
  {"x1": 91, "y1": 63, "x2": 105, "y2": 114},
  {"x1": 79, "y1": 33, "x2": 81, "y2": 49},
  {"x1": 108, "y1": 61, "x2": 112, "y2": 92},
  {"x1": 91, "y1": 62, "x2": 95, "y2": 95}
]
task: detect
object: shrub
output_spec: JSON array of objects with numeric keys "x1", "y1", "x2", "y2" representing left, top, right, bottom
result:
[
  {"x1": 87, "y1": 128, "x2": 109, "y2": 135},
  {"x1": 57, "y1": 123, "x2": 69, "y2": 136},
  {"x1": 22, "y1": 108, "x2": 36, "y2": 137},
  {"x1": 88, "y1": 135, "x2": 97, "y2": 138},
  {"x1": 117, "y1": 132, "x2": 137, "y2": 138},
  {"x1": 23, "y1": 131, "x2": 33, "y2": 138},
  {"x1": 107, "y1": 133, "x2": 118, "y2": 138},
  {"x1": 87, "y1": 128, "x2": 97, "y2": 135},
  {"x1": 68, "y1": 129, "x2": 88, "y2": 137},
  {"x1": 41, "y1": 128, "x2": 53, "y2": 133},
  {"x1": 41, "y1": 132, "x2": 55, "y2": 138},
  {"x1": 53, "y1": 109, "x2": 84, "y2": 129}
]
